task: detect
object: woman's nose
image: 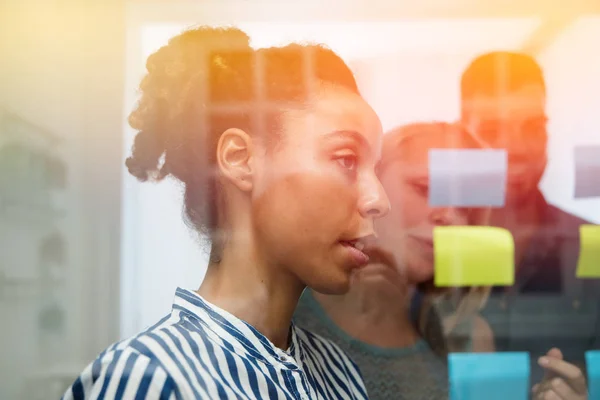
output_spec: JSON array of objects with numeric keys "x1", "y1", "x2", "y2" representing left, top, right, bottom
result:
[{"x1": 359, "y1": 175, "x2": 390, "y2": 220}]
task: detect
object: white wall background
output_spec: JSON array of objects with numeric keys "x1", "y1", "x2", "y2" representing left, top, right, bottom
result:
[
  {"x1": 537, "y1": 15, "x2": 600, "y2": 222},
  {"x1": 1, "y1": 1, "x2": 125, "y2": 398}
]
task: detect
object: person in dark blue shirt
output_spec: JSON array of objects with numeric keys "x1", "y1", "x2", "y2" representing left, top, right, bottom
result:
[{"x1": 461, "y1": 51, "x2": 598, "y2": 399}]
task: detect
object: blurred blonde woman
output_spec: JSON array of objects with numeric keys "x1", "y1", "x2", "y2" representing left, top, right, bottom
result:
[{"x1": 294, "y1": 122, "x2": 494, "y2": 400}]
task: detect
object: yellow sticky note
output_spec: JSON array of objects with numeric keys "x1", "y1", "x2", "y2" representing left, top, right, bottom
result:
[
  {"x1": 576, "y1": 224, "x2": 600, "y2": 278},
  {"x1": 434, "y1": 226, "x2": 515, "y2": 287}
]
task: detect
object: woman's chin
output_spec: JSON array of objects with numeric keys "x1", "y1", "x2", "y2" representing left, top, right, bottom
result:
[
  {"x1": 351, "y1": 264, "x2": 407, "y2": 293},
  {"x1": 406, "y1": 265, "x2": 434, "y2": 284},
  {"x1": 306, "y1": 273, "x2": 351, "y2": 296}
]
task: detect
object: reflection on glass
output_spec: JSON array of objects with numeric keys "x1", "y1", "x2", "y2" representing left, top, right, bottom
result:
[
  {"x1": 586, "y1": 351, "x2": 600, "y2": 399},
  {"x1": 449, "y1": 352, "x2": 530, "y2": 400},
  {"x1": 576, "y1": 224, "x2": 600, "y2": 278},
  {"x1": 574, "y1": 145, "x2": 600, "y2": 199},
  {"x1": 429, "y1": 148, "x2": 508, "y2": 207},
  {"x1": 434, "y1": 226, "x2": 515, "y2": 287}
]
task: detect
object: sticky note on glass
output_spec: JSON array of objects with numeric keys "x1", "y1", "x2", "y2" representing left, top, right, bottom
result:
[
  {"x1": 434, "y1": 226, "x2": 515, "y2": 286},
  {"x1": 576, "y1": 224, "x2": 600, "y2": 278},
  {"x1": 429, "y1": 149, "x2": 507, "y2": 207},
  {"x1": 574, "y1": 145, "x2": 600, "y2": 198},
  {"x1": 586, "y1": 351, "x2": 600, "y2": 400},
  {"x1": 449, "y1": 352, "x2": 530, "y2": 400}
]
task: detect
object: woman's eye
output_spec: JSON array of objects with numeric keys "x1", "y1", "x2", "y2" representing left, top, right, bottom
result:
[
  {"x1": 413, "y1": 183, "x2": 429, "y2": 195},
  {"x1": 336, "y1": 155, "x2": 357, "y2": 171}
]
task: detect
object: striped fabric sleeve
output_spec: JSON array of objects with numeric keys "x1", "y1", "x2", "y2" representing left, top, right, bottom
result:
[
  {"x1": 62, "y1": 349, "x2": 179, "y2": 400},
  {"x1": 318, "y1": 336, "x2": 369, "y2": 399},
  {"x1": 296, "y1": 327, "x2": 369, "y2": 399}
]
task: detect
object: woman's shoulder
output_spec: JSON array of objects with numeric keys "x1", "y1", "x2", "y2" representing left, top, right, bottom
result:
[
  {"x1": 103, "y1": 313, "x2": 200, "y2": 360},
  {"x1": 293, "y1": 325, "x2": 368, "y2": 398},
  {"x1": 61, "y1": 314, "x2": 215, "y2": 399},
  {"x1": 294, "y1": 324, "x2": 343, "y2": 358},
  {"x1": 61, "y1": 337, "x2": 179, "y2": 399}
]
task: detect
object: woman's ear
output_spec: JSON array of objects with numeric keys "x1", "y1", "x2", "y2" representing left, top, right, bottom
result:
[{"x1": 216, "y1": 128, "x2": 254, "y2": 192}]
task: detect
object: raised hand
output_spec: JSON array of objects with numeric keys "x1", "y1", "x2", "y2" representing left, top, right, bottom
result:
[{"x1": 532, "y1": 348, "x2": 588, "y2": 400}]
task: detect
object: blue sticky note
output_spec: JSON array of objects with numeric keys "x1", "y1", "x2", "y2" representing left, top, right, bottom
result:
[
  {"x1": 429, "y1": 149, "x2": 507, "y2": 207},
  {"x1": 449, "y1": 352, "x2": 530, "y2": 400},
  {"x1": 587, "y1": 351, "x2": 600, "y2": 400},
  {"x1": 574, "y1": 145, "x2": 600, "y2": 198}
]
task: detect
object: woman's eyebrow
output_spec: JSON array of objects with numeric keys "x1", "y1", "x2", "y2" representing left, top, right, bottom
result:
[
  {"x1": 409, "y1": 175, "x2": 430, "y2": 184},
  {"x1": 323, "y1": 130, "x2": 371, "y2": 155},
  {"x1": 524, "y1": 115, "x2": 549, "y2": 124}
]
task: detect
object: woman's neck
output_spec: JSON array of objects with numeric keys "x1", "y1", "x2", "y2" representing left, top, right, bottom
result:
[
  {"x1": 312, "y1": 283, "x2": 420, "y2": 349},
  {"x1": 197, "y1": 232, "x2": 304, "y2": 350},
  {"x1": 490, "y1": 197, "x2": 541, "y2": 229}
]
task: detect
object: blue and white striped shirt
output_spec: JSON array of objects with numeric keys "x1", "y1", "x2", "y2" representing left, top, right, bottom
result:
[{"x1": 62, "y1": 288, "x2": 368, "y2": 399}]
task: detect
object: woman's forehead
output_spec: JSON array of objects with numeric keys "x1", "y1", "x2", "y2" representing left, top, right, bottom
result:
[
  {"x1": 281, "y1": 84, "x2": 382, "y2": 146},
  {"x1": 309, "y1": 84, "x2": 381, "y2": 132},
  {"x1": 383, "y1": 158, "x2": 429, "y2": 180},
  {"x1": 383, "y1": 126, "x2": 481, "y2": 166}
]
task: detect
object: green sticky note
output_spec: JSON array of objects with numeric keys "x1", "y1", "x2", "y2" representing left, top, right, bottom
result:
[
  {"x1": 576, "y1": 224, "x2": 600, "y2": 278},
  {"x1": 434, "y1": 226, "x2": 515, "y2": 287}
]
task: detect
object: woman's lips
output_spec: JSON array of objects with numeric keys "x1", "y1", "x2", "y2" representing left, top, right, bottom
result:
[
  {"x1": 339, "y1": 241, "x2": 370, "y2": 267},
  {"x1": 414, "y1": 237, "x2": 434, "y2": 252},
  {"x1": 359, "y1": 246, "x2": 402, "y2": 277}
]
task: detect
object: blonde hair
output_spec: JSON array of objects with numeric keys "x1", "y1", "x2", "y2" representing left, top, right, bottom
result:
[{"x1": 383, "y1": 121, "x2": 492, "y2": 357}]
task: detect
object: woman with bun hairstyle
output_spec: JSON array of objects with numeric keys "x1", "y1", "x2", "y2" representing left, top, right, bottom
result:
[{"x1": 63, "y1": 26, "x2": 388, "y2": 399}]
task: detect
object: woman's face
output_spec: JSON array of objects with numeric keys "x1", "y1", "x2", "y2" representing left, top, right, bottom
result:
[
  {"x1": 374, "y1": 131, "x2": 473, "y2": 284},
  {"x1": 252, "y1": 84, "x2": 389, "y2": 295}
]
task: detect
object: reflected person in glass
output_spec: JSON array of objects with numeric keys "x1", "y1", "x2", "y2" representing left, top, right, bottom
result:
[
  {"x1": 461, "y1": 51, "x2": 594, "y2": 400},
  {"x1": 294, "y1": 122, "x2": 495, "y2": 400}
]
